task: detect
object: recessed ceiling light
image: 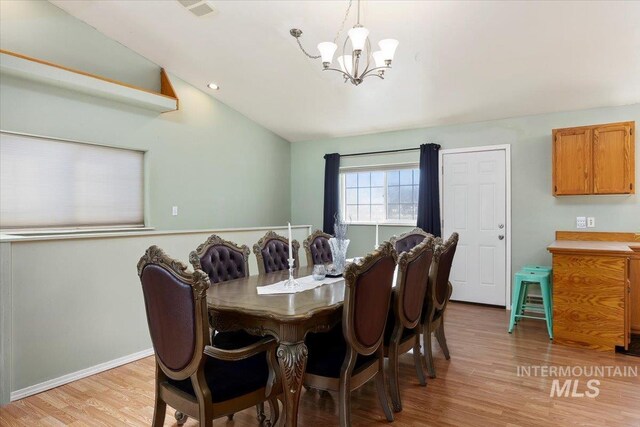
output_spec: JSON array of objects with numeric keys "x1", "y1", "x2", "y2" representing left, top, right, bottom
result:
[{"x1": 207, "y1": 82, "x2": 220, "y2": 90}]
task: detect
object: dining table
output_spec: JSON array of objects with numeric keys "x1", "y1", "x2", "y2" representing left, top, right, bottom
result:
[{"x1": 206, "y1": 265, "x2": 346, "y2": 427}]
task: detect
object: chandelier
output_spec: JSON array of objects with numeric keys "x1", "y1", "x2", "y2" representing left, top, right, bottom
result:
[{"x1": 290, "y1": 0, "x2": 398, "y2": 86}]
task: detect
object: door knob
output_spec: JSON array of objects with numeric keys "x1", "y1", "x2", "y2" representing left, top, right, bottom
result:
[{"x1": 498, "y1": 235, "x2": 505, "y2": 240}]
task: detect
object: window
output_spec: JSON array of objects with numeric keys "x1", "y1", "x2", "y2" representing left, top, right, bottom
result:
[
  {"x1": 341, "y1": 166, "x2": 420, "y2": 224},
  {"x1": 0, "y1": 132, "x2": 144, "y2": 230}
]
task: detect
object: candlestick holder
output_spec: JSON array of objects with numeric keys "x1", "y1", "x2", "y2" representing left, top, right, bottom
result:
[{"x1": 283, "y1": 258, "x2": 299, "y2": 288}]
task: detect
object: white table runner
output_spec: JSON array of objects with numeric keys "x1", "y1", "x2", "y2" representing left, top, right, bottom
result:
[{"x1": 257, "y1": 275, "x2": 344, "y2": 295}]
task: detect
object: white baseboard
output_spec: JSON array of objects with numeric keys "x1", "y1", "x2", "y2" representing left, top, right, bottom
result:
[{"x1": 10, "y1": 348, "x2": 154, "y2": 402}]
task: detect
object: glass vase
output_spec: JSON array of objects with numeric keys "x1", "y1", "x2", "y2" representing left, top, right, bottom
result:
[{"x1": 329, "y1": 238, "x2": 350, "y2": 275}]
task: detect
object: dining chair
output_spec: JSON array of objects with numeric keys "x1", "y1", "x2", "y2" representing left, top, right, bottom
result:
[
  {"x1": 384, "y1": 236, "x2": 435, "y2": 412},
  {"x1": 390, "y1": 227, "x2": 433, "y2": 254},
  {"x1": 137, "y1": 245, "x2": 281, "y2": 427},
  {"x1": 423, "y1": 232, "x2": 459, "y2": 378},
  {"x1": 253, "y1": 230, "x2": 300, "y2": 275},
  {"x1": 189, "y1": 234, "x2": 259, "y2": 346},
  {"x1": 303, "y1": 229, "x2": 333, "y2": 266},
  {"x1": 303, "y1": 242, "x2": 397, "y2": 427}
]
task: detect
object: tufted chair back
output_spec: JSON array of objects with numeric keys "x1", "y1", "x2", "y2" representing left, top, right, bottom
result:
[
  {"x1": 343, "y1": 242, "x2": 397, "y2": 356},
  {"x1": 428, "y1": 233, "x2": 459, "y2": 310},
  {"x1": 137, "y1": 246, "x2": 210, "y2": 379},
  {"x1": 303, "y1": 230, "x2": 333, "y2": 266},
  {"x1": 390, "y1": 227, "x2": 433, "y2": 254},
  {"x1": 189, "y1": 234, "x2": 250, "y2": 284},
  {"x1": 395, "y1": 237, "x2": 435, "y2": 328},
  {"x1": 253, "y1": 231, "x2": 300, "y2": 275}
]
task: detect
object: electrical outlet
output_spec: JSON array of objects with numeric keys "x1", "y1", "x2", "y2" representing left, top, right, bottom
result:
[
  {"x1": 587, "y1": 217, "x2": 595, "y2": 228},
  {"x1": 576, "y1": 216, "x2": 587, "y2": 229},
  {"x1": 172, "y1": 206, "x2": 178, "y2": 216}
]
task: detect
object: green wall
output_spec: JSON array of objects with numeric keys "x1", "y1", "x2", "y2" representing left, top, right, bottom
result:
[
  {"x1": 0, "y1": 0, "x2": 291, "y2": 231},
  {"x1": 291, "y1": 104, "x2": 640, "y2": 268}
]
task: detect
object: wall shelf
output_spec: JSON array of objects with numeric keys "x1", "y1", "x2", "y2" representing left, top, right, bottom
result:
[{"x1": 0, "y1": 49, "x2": 178, "y2": 113}]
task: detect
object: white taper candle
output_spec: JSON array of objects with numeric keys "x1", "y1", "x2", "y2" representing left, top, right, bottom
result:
[
  {"x1": 288, "y1": 222, "x2": 292, "y2": 262},
  {"x1": 375, "y1": 222, "x2": 379, "y2": 248}
]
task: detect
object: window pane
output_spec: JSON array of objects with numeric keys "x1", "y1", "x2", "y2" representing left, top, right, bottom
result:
[
  {"x1": 345, "y1": 205, "x2": 358, "y2": 222},
  {"x1": 371, "y1": 187, "x2": 385, "y2": 204},
  {"x1": 400, "y1": 204, "x2": 414, "y2": 220},
  {"x1": 387, "y1": 170, "x2": 399, "y2": 186},
  {"x1": 357, "y1": 172, "x2": 370, "y2": 187},
  {"x1": 346, "y1": 188, "x2": 357, "y2": 204},
  {"x1": 387, "y1": 185, "x2": 399, "y2": 204},
  {"x1": 400, "y1": 185, "x2": 413, "y2": 203},
  {"x1": 371, "y1": 171, "x2": 384, "y2": 187},
  {"x1": 346, "y1": 173, "x2": 358, "y2": 188},
  {"x1": 413, "y1": 169, "x2": 420, "y2": 184},
  {"x1": 358, "y1": 188, "x2": 371, "y2": 204},
  {"x1": 371, "y1": 205, "x2": 385, "y2": 221},
  {"x1": 358, "y1": 205, "x2": 371, "y2": 221},
  {"x1": 400, "y1": 169, "x2": 413, "y2": 185},
  {"x1": 413, "y1": 185, "x2": 419, "y2": 204},
  {"x1": 387, "y1": 204, "x2": 400, "y2": 220}
]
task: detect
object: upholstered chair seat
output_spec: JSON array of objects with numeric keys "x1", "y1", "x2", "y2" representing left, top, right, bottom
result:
[
  {"x1": 305, "y1": 326, "x2": 377, "y2": 378},
  {"x1": 167, "y1": 352, "x2": 269, "y2": 403},
  {"x1": 303, "y1": 230, "x2": 333, "y2": 266}
]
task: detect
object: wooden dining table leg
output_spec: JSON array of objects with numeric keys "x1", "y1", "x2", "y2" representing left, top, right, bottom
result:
[{"x1": 276, "y1": 341, "x2": 308, "y2": 427}]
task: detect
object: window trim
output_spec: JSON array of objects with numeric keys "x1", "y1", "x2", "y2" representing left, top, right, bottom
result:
[
  {"x1": 339, "y1": 162, "x2": 420, "y2": 225},
  {"x1": 0, "y1": 130, "x2": 148, "y2": 232}
]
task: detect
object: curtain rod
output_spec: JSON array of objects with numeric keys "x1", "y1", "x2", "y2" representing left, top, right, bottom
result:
[{"x1": 339, "y1": 147, "x2": 420, "y2": 158}]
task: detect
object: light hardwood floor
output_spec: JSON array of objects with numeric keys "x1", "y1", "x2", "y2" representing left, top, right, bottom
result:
[{"x1": 1, "y1": 303, "x2": 639, "y2": 426}]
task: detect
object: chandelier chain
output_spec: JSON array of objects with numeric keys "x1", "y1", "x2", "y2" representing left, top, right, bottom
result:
[
  {"x1": 292, "y1": 0, "x2": 353, "y2": 60},
  {"x1": 333, "y1": 0, "x2": 353, "y2": 44}
]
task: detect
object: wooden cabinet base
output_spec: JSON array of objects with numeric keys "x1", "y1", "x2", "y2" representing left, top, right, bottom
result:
[{"x1": 548, "y1": 232, "x2": 639, "y2": 351}]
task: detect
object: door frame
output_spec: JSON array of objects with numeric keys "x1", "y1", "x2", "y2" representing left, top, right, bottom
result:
[{"x1": 439, "y1": 144, "x2": 512, "y2": 309}]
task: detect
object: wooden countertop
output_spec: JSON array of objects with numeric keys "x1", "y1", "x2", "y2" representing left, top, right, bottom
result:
[{"x1": 548, "y1": 240, "x2": 636, "y2": 256}]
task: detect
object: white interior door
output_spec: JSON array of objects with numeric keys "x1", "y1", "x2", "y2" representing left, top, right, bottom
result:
[{"x1": 441, "y1": 149, "x2": 507, "y2": 306}]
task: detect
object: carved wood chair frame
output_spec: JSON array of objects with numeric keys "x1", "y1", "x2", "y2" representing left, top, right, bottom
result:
[
  {"x1": 303, "y1": 242, "x2": 397, "y2": 426},
  {"x1": 384, "y1": 236, "x2": 435, "y2": 411},
  {"x1": 389, "y1": 227, "x2": 433, "y2": 253},
  {"x1": 422, "y1": 232, "x2": 459, "y2": 379},
  {"x1": 137, "y1": 246, "x2": 281, "y2": 427},
  {"x1": 302, "y1": 229, "x2": 333, "y2": 266},
  {"x1": 253, "y1": 230, "x2": 300, "y2": 275}
]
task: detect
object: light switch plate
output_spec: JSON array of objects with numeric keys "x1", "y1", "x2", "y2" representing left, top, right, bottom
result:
[
  {"x1": 576, "y1": 216, "x2": 587, "y2": 229},
  {"x1": 172, "y1": 206, "x2": 178, "y2": 216},
  {"x1": 587, "y1": 217, "x2": 595, "y2": 228}
]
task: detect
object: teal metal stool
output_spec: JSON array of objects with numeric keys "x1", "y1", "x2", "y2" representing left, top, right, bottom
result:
[
  {"x1": 508, "y1": 270, "x2": 553, "y2": 339},
  {"x1": 518, "y1": 265, "x2": 552, "y2": 316}
]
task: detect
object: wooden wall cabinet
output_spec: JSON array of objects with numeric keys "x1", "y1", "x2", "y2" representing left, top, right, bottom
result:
[{"x1": 552, "y1": 121, "x2": 635, "y2": 196}]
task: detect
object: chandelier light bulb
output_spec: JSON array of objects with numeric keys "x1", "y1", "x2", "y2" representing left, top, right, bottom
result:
[
  {"x1": 378, "y1": 39, "x2": 399, "y2": 61},
  {"x1": 348, "y1": 26, "x2": 370, "y2": 52},
  {"x1": 317, "y1": 42, "x2": 338, "y2": 66}
]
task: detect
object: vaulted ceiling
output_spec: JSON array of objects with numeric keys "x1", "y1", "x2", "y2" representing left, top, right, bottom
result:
[{"x1": 51, "y1": 0, "x2": 640, "y2": 142}]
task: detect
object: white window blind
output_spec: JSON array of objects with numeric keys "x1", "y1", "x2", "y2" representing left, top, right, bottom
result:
[{"x1": 0, "y1": 132, "x2": 144, "y2": 230}]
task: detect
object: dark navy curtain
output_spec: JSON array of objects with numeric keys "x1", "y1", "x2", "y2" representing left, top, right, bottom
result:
[
  {"x1": 322, "y1": 153, "x2": 341, "y2": 234},
  {"x1": 416, "y1": 143, "x2": 442, "y2": 237}
]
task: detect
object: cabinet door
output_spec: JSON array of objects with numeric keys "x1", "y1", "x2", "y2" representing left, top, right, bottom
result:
[
  {"x1": 553, "y1": 128, "x2": 592, "y2": 195},
  {"x1": 593, "y1": 123, "x2": 634, "y2": 194}
]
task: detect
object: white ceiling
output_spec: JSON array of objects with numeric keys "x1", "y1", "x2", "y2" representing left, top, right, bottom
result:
[{"x1": 50, "y1": 0, "x2": 640, "y2": 142}]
